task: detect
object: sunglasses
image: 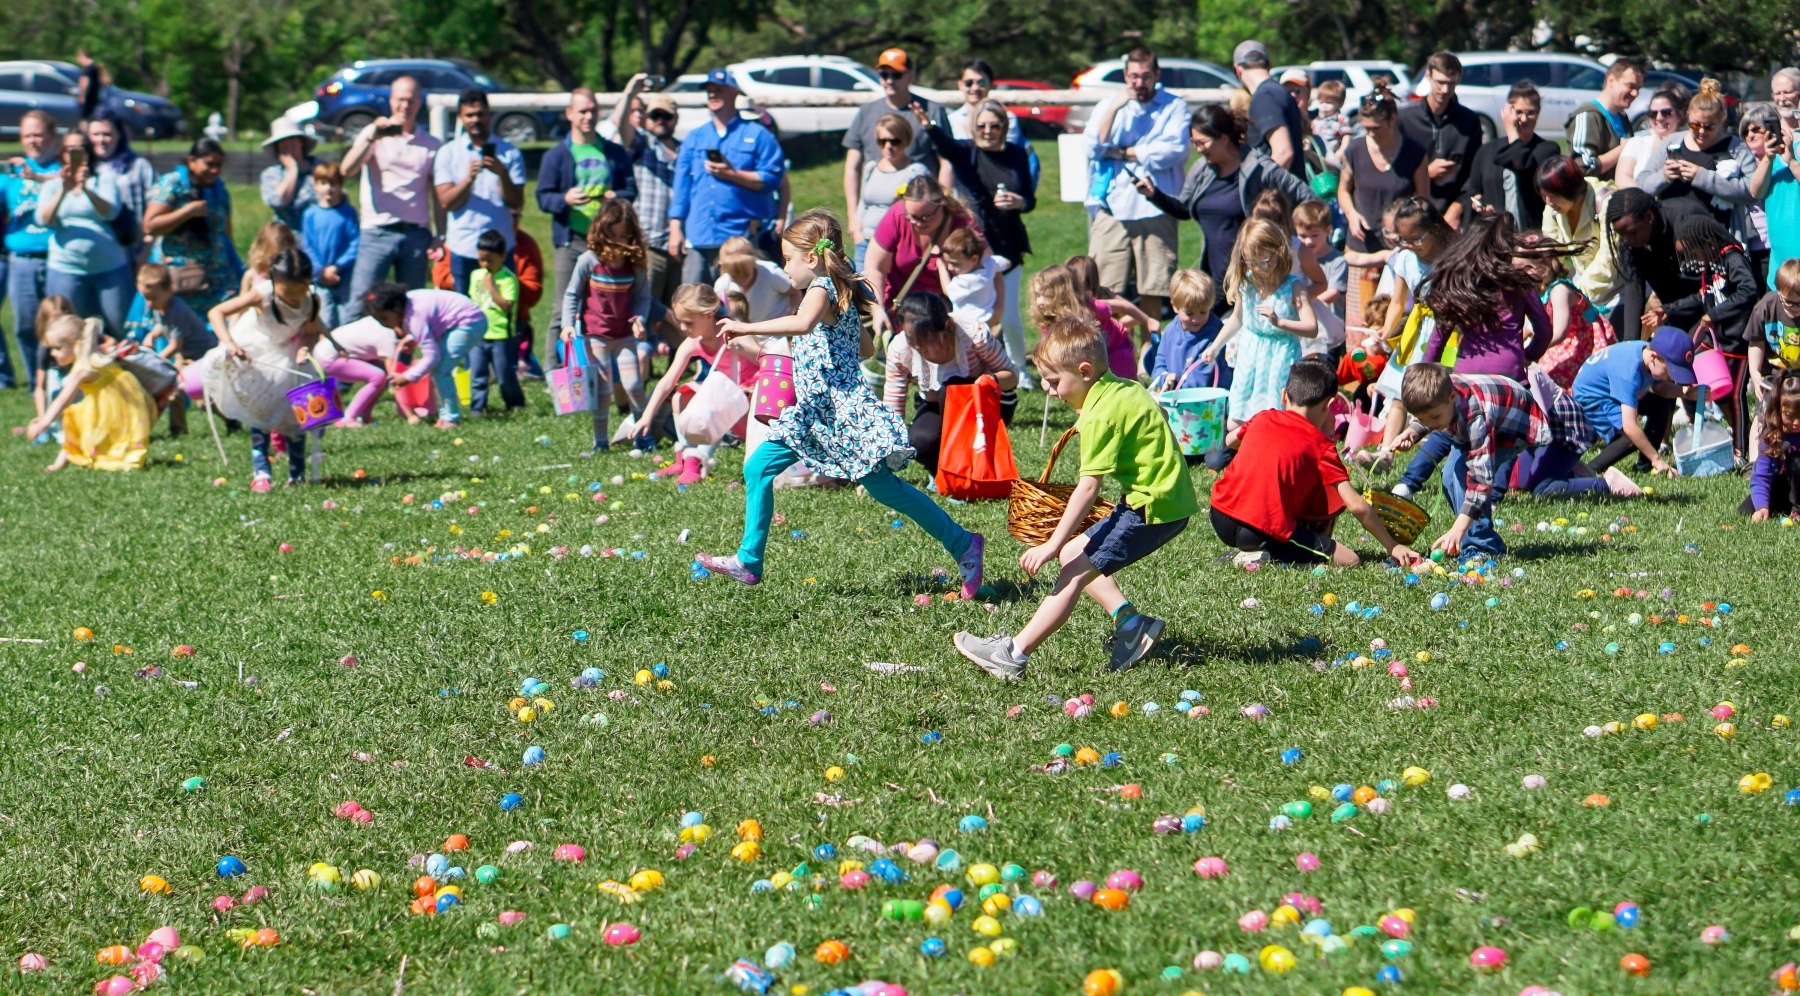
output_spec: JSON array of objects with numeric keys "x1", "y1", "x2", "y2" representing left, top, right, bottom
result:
[
  {"x1": 1690, "y1": 118, "x2": 1722, "y2": 130},
  {"x1": 877, "y1": 70, "x2": 903, "y2": 81},
  {"x1": 646, "y1": 110, "x2": 675, "y2": 122},
  {"x1": 1648, "y1": 108, "x2": 1677, "y2": 118},
  {"x1": 960, "y1": 78, "x2": 989, "y2": 89},
  {"x1": 876, "y1": 136, "x2": 905, "y2": 146},
  {"x1": 974, "y1": 121, "x2": 1005, "y2": 131}
]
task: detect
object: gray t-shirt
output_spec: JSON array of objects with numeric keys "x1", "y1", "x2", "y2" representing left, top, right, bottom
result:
[
  {"x1": 1318, "y1": 248, "x2": 1348, "y2": 318},
  {"x1": 842, "y1": 95, "x2": 951, "y2": 174},
  {"x1": 857, "y1": 161, "x2": 931, "y2": 238}
]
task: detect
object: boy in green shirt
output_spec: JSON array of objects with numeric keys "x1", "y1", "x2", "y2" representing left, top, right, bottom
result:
[
  {"x1": 467, "y1": 229, "x2": 524, "y2": 413},
  {"x1": 955, "y1": 316, "x2": 1198, "y2": 677}
]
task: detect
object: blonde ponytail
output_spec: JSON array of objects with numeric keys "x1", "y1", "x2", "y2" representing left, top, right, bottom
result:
[
  {"x1": 783, "y1": 209, "x2": 872, "y2": 320},
  {"x1": 1690, "y1": 77, "x2": 1728, "y2": 120}
]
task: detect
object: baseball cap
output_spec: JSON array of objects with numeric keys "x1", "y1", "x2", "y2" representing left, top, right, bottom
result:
[
  {"x1": 704, "y1": 68, "x2": 739, "y2": 91},
  {"x1": 1232, "y1": 40, "x2": 1269, "y2": 67},
  {"x1": 1279, "y1": 67, "x2": 1309, "y2": 85},
  {"x1": 641, "y1": 93, "x2": 677, "y2": 116},
  {"x1": 877, "y1": 49, "x2": 911, "y2": 73},
  {"x1": 1649, "y1": 327, "x2": 1699, "y2": 384}
]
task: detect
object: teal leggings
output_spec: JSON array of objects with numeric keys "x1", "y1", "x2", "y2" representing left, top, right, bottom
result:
[{"x1": 736, "y1": 439, "x2": 973, "y2": 575}]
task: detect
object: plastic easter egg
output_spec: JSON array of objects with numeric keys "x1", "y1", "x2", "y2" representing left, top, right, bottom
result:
[
  {"x1": 814, "y1": 939, "x2": 849, "y2": 965},
  {"x1": 1091, "y1": 888, "x2": 1130, "y2": 910},
  {"x1": 1240, "y1": 909, "x2": 1270, "y2": 932},
  {"x1": 1331, "y1": 803, "x2": 1358, "y2": 823},
  {"x1": 629, "y1": 869, "x2": 664, "y2": 892},
  {"x1": 139, "y1": 873, "x2": 171, "y2": 895},
  {"x1": 963, "y1": 863, "x2": 1003, "y2": 889},
  {"x1": 1010, "y1": 894, "x2": 1043, "y2": 917},
  {"x1": 603, "y1": 923, "x2": 641, "y2": 946},
  {"x1": 95, "y1": 975, "x2": 138, "y2": 996},
  {"x1": 1271, "y1": 904, "x2": 1301, "y2": 927},
  {"x1": 425, "y1": 854, "x2": 449, "y2": 876},
  {"x1": 1381, "y1": 939, "x2": 1414, "y2": 959},
  {"x1": 1700, "y1": 925, "x2": 1729, "y2": 945},
  {"x1": 840, "y1": 870, "x2": 871, "y2": 889},
  {"x1": 545, "y1": 923, "x2": 571, "y2": 941},
  {"x1": 522, "y1": 746, "x2": 545, "y2": 767},
  {"x1": 1379, "y1": 915, "x2": 1411, "y2": 938},
  {"x1": 920, "y1": 937, "x2": 946, "y2": 957},
  {"x1": 181, "y1": 776, "x2": 205, "y2": 792},
  {"x1": 434, "y1": 893, "x2": 459, "y2": 913},
  {"x1": 1620, "y1": 953, "x2": 1650, "y2": 976},
  {"x1": 1193, "y1": 951, "x2": 1223, "y2": 970},
  {"x1": 1106, "y1": 869, "x2": 1143, "y2": 892},
  {"x1": 1223, "y1": 953, "x2": 1252, "y2": 973},
  {"x1": 959, "y1": 814, "x2": 988, "y2": 833},
  {"x1": 216, "y1": 855, "x2": 246, "y2": 877},
  {"x1": 1082, "y1": 969, "x2": 1123, "y2": 996},
  {"x1": 500, "y1": 793, "x2": 523, "y2": 811},
  {"x1": 1344, "y1": 989, "x2": 1375, "y2": 996},
  {"x1": 1068, "y1": 879, "x2": 1097, "y2": 901},
  {"x1": 1280, "y1": 800, "x2": 1313, "y2": 819},
  {"x1": 1401, "y1": 766, "x2": 1431, "y2": 787},
  {"x1": 935, "y1": 886, "x2": 965, "y2": 909},
  {"x1": 971, "y1": 914, "x2": 1003, "y2": 936},
  {"x1": 731, "y1": 841, "x2": 761, "y2": 862},
  {"x1": 933, "y1": 849, "x2": 962, "y2": 873},
  {"x1": 1260, "y1": 944, "x2": 1297, "y2": 973},
  {"x1": 553, "y1": 843, "x2": 586, "y2": 863},
  {"x1": 1469, "y1": 946, "x2": 1507, "y2": 969}
]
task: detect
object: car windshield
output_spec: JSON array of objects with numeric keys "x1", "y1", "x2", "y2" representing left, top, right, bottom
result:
[{"x1": 472, "y1": 72, "x2": 501, "y2": 90}]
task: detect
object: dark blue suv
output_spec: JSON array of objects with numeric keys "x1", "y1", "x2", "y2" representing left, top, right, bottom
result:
[{"x1": 310, "y1": 58, "x2": 558, "y2": 143}]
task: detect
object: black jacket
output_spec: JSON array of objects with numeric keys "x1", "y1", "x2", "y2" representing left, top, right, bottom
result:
[
  {"x1": 1666, "y1": 245, "x2": 1759, "y2": 351},
  {"x1": 1398, "y1": 98, "x2": 1483, "y2": 213},
  {"x1": 1461, "y1": 134, "x2": 1559, "y2": 231},
  {"x1": 1615, "y1": 213, "x2": 1703, "y2": 341},
  {"x1": 926, "y1": 126, "x2": 1035, "y2": 264}
]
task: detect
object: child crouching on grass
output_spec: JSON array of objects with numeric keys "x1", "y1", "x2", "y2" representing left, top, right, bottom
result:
[
  {"x1": 1209, "y1": 359, "x2": 1421, "y2": 568},
  {"x1": 625, "y1": 284, "x2": 761, "y2": 486},
  {"x1": 953, "y1": 316, "x2": 1196, "y2": 678}
]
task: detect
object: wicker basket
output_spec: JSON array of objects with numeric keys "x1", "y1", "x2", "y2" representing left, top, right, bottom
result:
[
  {"x1": 1364, "y1": 489, "x2": 1430, "y2": 546},
  {"x1": 1007, "y1": 426, "x2": 1116, "y2": 546}
]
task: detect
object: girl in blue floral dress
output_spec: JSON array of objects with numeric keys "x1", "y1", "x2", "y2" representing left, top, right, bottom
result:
[{"x1": 697, "y1": 210, "x2": 986, "y2": 594}]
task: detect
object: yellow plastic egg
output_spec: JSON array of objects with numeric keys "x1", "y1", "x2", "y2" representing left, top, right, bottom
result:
[
  {"x1": 1271, "y1": 904, "x2": 1301, "y2": 927},
  {"x1": 770, "y1": 872, "x2": 795, "y2": 890},
  {"x1": 634, "y1": 669, "x2": 653, "y2": 685},
  {"x1": 679, "y1": 824, "x2": 712, "y2": 843},
  {"x1": 966, "y1": 862, "x2": 1000, "y2": 886},
  {"x1": 923, "y1": 900, "x2": 952, "y2": 925},
  {"x1": 1308, "y1": 785, "x2": 1332, "y2": 801},
  {"x1": 532, "y1": 697, "x2": 553, "y2": 714},
  {"x1": 1601, "y1": 721, "x2": 1626, "y2": 735},
  {"x1": 1776, "y1": 715, "x2": 1793, "y2": 729},
  {"x1": 434, "y1": 884, "x2": 461, "y2": 899},
  {"x1": 1109, "y1": 701, "x2": 1130, "y2": 718},
  {"x1": 516, "y1": 706, "x2": 537, "y2": 722},
  {"x1": 311, "y1": 865, "x2": 342, "y2": 884},
  {"x1": 1739, "y1": 772, "x2": 1773, "y2": 794},
  {"x1": 1322, "y1": 593, "x2": 1337, "y2": 606},
  {"x1": 982, "y1": 893, "x2": 1013, "y2": 916},
  {"x1": 1414, "y1": 651, "x2": 1431, "y2": 663},
  {"x1": 1402, "y1": 766, "x2": 1431, "y2": 787},
  {"x1": 1345, "y1": 988, "x2": 1377, "y2": 996},
  {"x1": 351, "y1": 869, "x2": 381, "y2": 890},
  {"x1": 629, "y1": 869, "x2": 664, "y2": 891},
  {"x1": 1716, "y1": 722, "x2": 1737, "y2": 739},
  {"x1": 731, "y1": 841, "x2": 762, "y2": 862},
  {"x1": 824, "y1": 765, "x2": 846, "y2": 782},
  {"x1": 836, "y1": 860, "x2": 864, "y2": 875},
  {"x1": 1260, "y1": 943, "x2": 1298, "y2": 973},
  {"x1": 972, "y1": 914, "x2": 1002, "y2": 936},
  {"x1": 967, "y1": 946, "x2": 996, "y2": 967},
  {"x1": 139, "y1": 874, "x2": 171, "y2": 895},
  {"x1": 988, "y1": 937, "x2": 1017, "y2": 957},
  {"x1": 1633, "y1": 713, "x2": 1658, "y2": 731},
  {"x1": 1394, "y1": 908, "x2": 1416, "y2": 923}
]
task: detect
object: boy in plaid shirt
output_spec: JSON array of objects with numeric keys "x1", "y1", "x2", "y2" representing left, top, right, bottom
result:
[{"x1": 1396, "y1": 363, "x2": 1547, "y2": 559}]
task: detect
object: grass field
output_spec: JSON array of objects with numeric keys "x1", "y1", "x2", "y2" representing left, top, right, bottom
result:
[{"x1": 1, "y1": 146, "x2": 1797, "y2": 996}]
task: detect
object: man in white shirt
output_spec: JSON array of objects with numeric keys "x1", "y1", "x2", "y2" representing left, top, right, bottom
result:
[
  {"x1": 341, "y1": 76, "x2": 442, "y2": 319},
  {"x1": 1083, "y1": 47, "x2": 1189, "y2": 321},
  {"x1": 432, "y1": 87, "x2": 526, "y2": 295}
]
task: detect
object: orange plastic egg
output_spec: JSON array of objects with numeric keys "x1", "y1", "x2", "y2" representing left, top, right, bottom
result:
[
  {"x1": 443, "y1": 834, "x2": 470, "y2": 852},
  {"x1": 1353, "y1": 786, "x2": 1377, "y2": 804},
  {"x1": 409, "y1": 896, "x2": 435, "y2": 915},
  {"x1": 1119, "y1": 783, "x2": 1143, "y2": 800},
  {"x1": 253, "y1": 929, "x2": 280, "y2": 947},
  {"x1": 1074, "y1": 747, "x2": 1102, "y2": 765},
  {"x1": 814, "y1": 939, "x2": 849, "y2": 964},
  {"x1": 736, "y1": 819, "x2": 763, "y2": 840},
  {"x1": 73, "y1": 627, "x2": 94, "y2": 641},
  {"x1": 413, "y1": 876, "x2": 438, "y2": 897},
  {"x1": 1084, "y1": 968, "x2": 1123, "y2": 996},
  {"x1": 1091, "y1": 888, "x2": 1131, "y2": 910},
  {"x1": 1620, "y1": 953, "x2": 1651, "y2": 976},
  {"x1": 96, "y1": 945, "x2": 131, "y2": 965},
  {"x1": 1583, "y1": 793, "x2": 1610, "y2": 807}
]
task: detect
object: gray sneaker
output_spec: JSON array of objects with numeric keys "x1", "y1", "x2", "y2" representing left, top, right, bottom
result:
[
  {"x1": 1108, "y1": 614, "x2": 1165, "y2": 672},
  {"x1": 954, "y1": 632, "x2": 1026, "y2": 680}
]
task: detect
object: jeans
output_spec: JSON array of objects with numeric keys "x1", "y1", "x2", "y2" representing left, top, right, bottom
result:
[
  {"x1": 735, "y1": 437, "x2": 973, "y2": 575},
  {"x1": 1398, "y1": 430, "x2": 1456, "y2": 493},
  {"x1": 427, "y1": 323, "x2": 484, "y2": 423},
  {"x1": 468, "y1": 337, "x2": 524, "y2": 413},
  {"x1": 680, "y1": 245, "x2": 723, "y2": 285},
  {"x1": 854, "y1": 239, "x2": 869, "y2": 273},
  {"x1": 581, "y1": 336, "x2": 646, "y2": 448},
  {"x1": 346, "y1": 223, "x2": 432, "y2": 320},
  {"x1": 251, "y1": 428, "x2": 307, "y2": 481},
  {"x1": 999, "y1": 264, "x2": 1033, "y2": 388},
  {"x1": 448, "y1": 253, "x2": 480, "y2": 295},
  {"x1": 315, "y1": 280, "x2": 352, "y2": 329},
  {"x1": 1440, "y1": 446, "x2": 1517, "y2": 557},
  {"x1": 324, "y1": 356, "x2": 388, "y2": 423},
  {"x1": 1514, "y1": 443, "x2": 1612, "y2": 498},
  {"x1": 47, "y1": 264, "x2": 134, "y2": 339},
  {"x1": 3, "y1": 252, "x2": 48, "y2": 388}
]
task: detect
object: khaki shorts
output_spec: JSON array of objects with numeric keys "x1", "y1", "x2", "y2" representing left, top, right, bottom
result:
[{"x1": 1088, "y1": 211, "x2": 1179, "y2": 298}]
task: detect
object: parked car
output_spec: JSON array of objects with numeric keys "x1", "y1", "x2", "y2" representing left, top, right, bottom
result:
[
  {"x1": 1275, "y1": 60, "x2": 1412, "y2": 115},
  {"x1": 727, "y1": 56, "x2": 885, "y2": 136},
  {"x1": 1411, "y1": 51, "x2": 1653, "y2": 142},
  {"x1": 0, "y1": 60, "x2": 184, "y2": 138},
  {"x1": 299, "y1": 58, "x2": 557, "y2": 143},
  {"x1": 1070, "y1": 57, "x2": 1238, "y2": 130},
  {"x1": 991, "y1": 79, "x2": 1071, "y2": 136},
  {"x1": 1636, "y1": 68, "x2": 1738, "y2": 128}
]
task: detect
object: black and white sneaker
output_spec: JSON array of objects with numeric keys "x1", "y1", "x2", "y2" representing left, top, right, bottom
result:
[
  {"x1": 1107, "y1": 614, "x2": 1165, "y2": 672},
  {"x1": 954, "y1": 632, "x2": 1026, "y2": 680}
]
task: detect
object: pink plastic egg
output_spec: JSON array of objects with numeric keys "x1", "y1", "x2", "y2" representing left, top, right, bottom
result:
[
  {"x1": 1388, "y1": 662, "x2": 1409, "y2": 677},
  {"x1": 1285, "y1": 892, "x2": 1321, "y2": 915},
  {"x1": 1470, "y1": 945, "x2": 1507, "y2": 969},
  {"x1": 1105, "y1": 869, "x2": 1143, "y2": 892},
  {"x1": 130, "y1": 961, "x2": 163, "y2": 986},
  {"x1": 339, "y1": 654, "x2": 358, "y2": 667},
  {"x1": 1366, "y1": 797, "x2": 1392, "y2": 814},
  {"x1": 213, "y1": 895, "x2": 237, "y2": 912},
  {"x1": 875, "y1": 986, "x2": 907, "y2": 996},
  {"x1": 1295, "y1": 852, "x2": 1321, "y2": 871},
  {"x1": 334, "y1": 801, "x2": 363, "y2": 818},
  {"x1": 553, "y1": 844, "x2": 586, "y2": 862},
  {"x1": 840, "y1": 870, "x2": 871, "y2": 890},
  {"x1": 1078, "y1": 694, "x2": 1095, "y2": 705},
  {"x1": 1193, "y1": 950, "x2": 1223, "y2": 970},
  {"x1": 354, "y1": 809, "x2": 374, "y2": 823},
  {"x1": 241, "y1": 885, "x2": 268, "y2": 905},
  {"x1": 1700, "y1": 925, "x2": 1730, "y2": 945},
  {"x1": 1239, "y1": 909, "x2": 1269, "y2": 932},
  {"x1": 1193, "y1": 856, "x2": 1229, "y2": 879},
  {"x1": 498, "y1": 911, "x2": 527, "y2": 926},
  {"x1": 1380, "y1": 915, "x2": 1411, "y2": 938},
  {"x1": 18, "y1": 953, "x2": 47, "y2": 972},
  {"x1": 1031, "y1": 870, "x2": 1057, "y2": 889},
  {"x1": 603, "y1": 923, "x2": 642, "y2": 946},
  {"x1": 1713, "y1": 703, "x2": 1735, "y2": 720},
  {"x1": 278, "y1": 543, "x2": 293, "y2": 554},
  {"x1": 1068, "y1": 880, "x2": 1097, "y2": 901},
  {"x1": 1519, "y1": 987, "x2": 1556, "y2": 996},
  {"x1": 146, "y1": 927, "x2": 179, "y2": 952},
  {"x1": 95, "y1": 976, "x2": 137, "y2": 996},
  {"x1": 135, "y1": 942, "x2": 165, "y2": 964}
]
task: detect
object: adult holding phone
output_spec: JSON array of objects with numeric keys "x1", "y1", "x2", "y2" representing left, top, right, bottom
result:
[
  {"x1": 0, "y1": 110, "x2": 62, "y2": 389},
  {"x1": 432, "y1": 87, "x2": 526, "y2": 295},
  {"x1": 341, "y1": 75, "x2": 442, "y2": 318},
  {"x1": 1753, "y1": 68, "x2": 1800, "y2": 289},
  {"x1": 35, "y1": 129, "x2": 132, "y2": 336},
  {"x1": 667, "y1": 69, "x2": 785, "y2": 284}
]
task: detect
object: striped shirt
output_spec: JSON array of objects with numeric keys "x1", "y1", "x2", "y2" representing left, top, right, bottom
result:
[{"x1": 882, "y1": 324, "x2": 1017, "y2": 413}]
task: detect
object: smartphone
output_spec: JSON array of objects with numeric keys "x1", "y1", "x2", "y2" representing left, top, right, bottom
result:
[
  {"x1": 374, "y1": 122, "x2": 404, "y2": 138},
  {"x1": 706, "y1": 149, "x2": 726, "y2": 164},
  {"x1": 644, "y1": 75, "x2": 666, "y2": 91},
  {"x1": 480, "y1": 142, "x2": 496, "y2": 159},
  {"x1": 67, "y1": 148, "x2": 86, "y2": 173}
]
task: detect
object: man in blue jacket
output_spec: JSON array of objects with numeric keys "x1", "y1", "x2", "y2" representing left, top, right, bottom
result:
[
  {"x1": 668, "y1": 69, "x2": 786, "y2": 284},
  {"x1": 535, "y1": 87, "x2": 636, "y2": 327}
]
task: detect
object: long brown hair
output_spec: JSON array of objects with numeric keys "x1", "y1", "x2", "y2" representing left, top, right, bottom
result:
[
  {"x1": 1030, "y1": 263, "x2": 1095, "y2": 328},
  {"x1": 1423, "y1": 214, "x2": 1585, "y2": 334},
  {"x1": 1763, "y1": 369, "x2": 1800, "y2": 457},
  {"x1": 586, "y1": 199, "x2": 646, "y2": 265},
  {"x1": 783, "y1": 209, "x2": 871, "y2": 319}
]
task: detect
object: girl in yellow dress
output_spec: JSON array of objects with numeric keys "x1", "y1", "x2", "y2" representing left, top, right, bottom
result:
[{"x1": 25, "y1": 316, "x2": 154, "y2": 472}]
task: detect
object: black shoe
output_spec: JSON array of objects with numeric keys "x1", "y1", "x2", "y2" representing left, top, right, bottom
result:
[{"x1": 1107, "y1": 614, "x2": 1165, "y2": 672}]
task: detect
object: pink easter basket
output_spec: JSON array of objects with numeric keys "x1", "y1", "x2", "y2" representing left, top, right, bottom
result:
[{"x1": 753, "y1": 354, "x2": 796, "y2": 424}]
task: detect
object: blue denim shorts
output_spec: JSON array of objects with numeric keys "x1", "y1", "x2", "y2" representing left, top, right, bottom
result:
[{"x1": 1083, "y1": 501, "x2": 1189, "y2": 576}]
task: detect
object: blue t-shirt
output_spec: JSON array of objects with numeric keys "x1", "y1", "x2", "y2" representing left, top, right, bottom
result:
[
  {"x1": 123, "y1": 292, "x2": 216, "y2": 360},
  {"x1": 1764, "y1": 147, "x2": 1800, "y2": 291},
  {"x1": 1571, "y1": 340, "x2": 1651, "y2": 438},
  {"x1": 1, "y1": 160, "x2": 63, "y2": 255}
]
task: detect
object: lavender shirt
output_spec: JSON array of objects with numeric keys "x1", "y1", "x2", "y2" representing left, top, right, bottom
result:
[
  {"x1": 404, "y1": 289, "x2": 486, "y2": 378},
  {"x1": 1424, "y1": 290, "x2": 1550, "y2": 380}
]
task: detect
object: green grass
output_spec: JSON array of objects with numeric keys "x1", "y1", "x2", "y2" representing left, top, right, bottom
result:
[{"x1": 0, "y1": 144, "x2": 1794, "y2": 996}]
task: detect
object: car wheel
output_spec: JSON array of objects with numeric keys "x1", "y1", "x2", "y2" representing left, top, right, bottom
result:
[
  {"x1": 1477, "y1": 115, "x2": 1497, "y2": 143},
  {"x1": 337, "y1": 111, "x2": 377, "y2": 138},
  {"x1": 495, "y1": 113, "x2": 540, "y2": 145}
]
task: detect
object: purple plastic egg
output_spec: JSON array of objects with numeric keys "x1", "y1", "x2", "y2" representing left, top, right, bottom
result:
[
  {"x1": 1068, "y1": 879, "x2": 1097, "y2": 901},
  {"x1": 1105, "y1": 869, "x2": 1143, "y2": 892}
]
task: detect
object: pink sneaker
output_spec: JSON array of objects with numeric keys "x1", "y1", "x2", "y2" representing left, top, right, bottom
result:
[
  {"x1": 958, "y1": 533, "x2": 985, "y2": 600},
  {"x1": 695, "y1": 552, "x2": 760, "y2": 585},
  {"x1": 250, "y1": 474, "x2": 274, "y2": 493},
  {"x1": 675, "y1": 456, "x2": 705, "y2": 486}
]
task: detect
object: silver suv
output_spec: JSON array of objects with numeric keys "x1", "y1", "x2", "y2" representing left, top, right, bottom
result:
[{"x1": 1412, "y1": 52, "x2": 1652, "y2": 141}]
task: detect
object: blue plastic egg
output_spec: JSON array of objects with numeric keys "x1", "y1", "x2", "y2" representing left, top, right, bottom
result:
[
  {"x1": 1309, "y1": 604, "x2": 1325, "y2": 615},
  {"x1": 519, "y1": 678, "x2": 540, "y2": 696},
  {"x1": 1101, "y1": 752, "x2": 1123, "y2": 767},
  {"x1": 1485, "y1": 597, "x2": 1499, "y2": 608},
  {"x1": 1344, "y1": 600, "x2": 1362, "y2": 614},
  {"x1": 680, "y1": 811, "x2": 704, "y2": 828},
  {"x1": 1223, "y1": 953, "x2": 1251, "y2": 973},
  {"x1": 1269, "y1": 815, "x2": 1292, "y2": 830},
  {"x1": 1377, "y1": 779, "x2": 1398, "y2": 794},
  {"x1": 920, "y1": 937, "x2": 946, "y2": 957},
  {"x1": 934, "y1": 850, "x2": 962, "y2": 873},
  {"x1": 546, "y1": 923, "x2": 570, "y2": 940},
  {"x1": 1718, "y1": 603, "x2": 1732, "y2": 613},
  {"x1": 443, "y1": 866, "x2": 465, "y2": 880},
  {"x1": 523, "y1": 746, "x2": 545, "y2": 766},
  {"x1": 1555, "y1": 640, "x2": 1570, "y2": 650},
  {"x1": 571, "y1": 630, "x2": 589, "y2": 642},
  {"x1": 500, "y1": 793, "x2": 523, "y2": 811},
  {"x1": 1181, "y1": 813, "x2": 1206, "y2": 832},
  {"x1": 1403, "y1": 573, "x2": 1419, "y2": 586},
  {"x1": 1181, "y1": 690, "x2": 1203, "y2": 703},
  {"x1": 425, "y1": 854, "x2": 448, "y2": 877},
  {"x1": 1430, "y1": 592, "x2": 1450, "y2": 611},
  {"x1": 1302, "y1": 918, "x2": 1333, "y2": 937},
  {"x1": 1615, "y1": 904, "x2": 1640, "y2": 928},
  {"x1": 1659, "y1": 642, "x2": 1676, "y2": 654},
  {"x1": 216, "y1": 856, "x2": 245, "y2": 877},
  {"x1": 869, "y1": 858, "x2": 907, "y2": 884},
  {"x1": 922, "y1": 730, "x2": 943, "y2": 744},
  {"x1": 1331, "y1": 783, "x2": 1354, "y2": 802},
  {"x1": 1786, "y1": 789, "x2": 1800, "y2": 806},
  {"x1": 751, "y1": 879, "x2": 773, "y2": 893},
  {"x1": 581, "y1": 666, "x2": 604, "y2": 683},
  {"x1": 1280, "y1": 748, "x2": 1303, "y2": 765},
  {"x1": 1376, "y1": 965, "x2": 1403, "y2": 983},
  {"x1": 652, "y1": 663, "x2": 670, "y2": 678},
  {"x1": 959, "y1": 815, "x2": 988, "y2": 833},
  {"x1": 435, "y1": 893, "x2": 460, "y2": 912},
  {"x1": 1013, "y1": 895, "x2": 1043, "y2": 916},
  {"x1": 939, "y1": 887, "x2": 964, "y2": 910}
]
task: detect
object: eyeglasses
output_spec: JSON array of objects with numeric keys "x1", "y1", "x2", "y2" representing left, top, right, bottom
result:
[
  {"x1": 876, "y1": 136, "x2": 905, "y2": 146},
  {"x1": 1394, "y1": 233, "x2": 1427, "y2": 247},
  {"x1": 877, "y1": 70, "x2": 903, "y2": 82},
  {"x1": 646, "y1": 110, "x2": 675, "y2": 122},
  {"x1": 960, "y1": 78, "x2": 989, "y2": 89},
  {"x1": 974, "y1": 121, "x2": 1005, "y2": 131},
  {"x1": 1648, "y1": 108, "x2": 1677, "y2": 118}
]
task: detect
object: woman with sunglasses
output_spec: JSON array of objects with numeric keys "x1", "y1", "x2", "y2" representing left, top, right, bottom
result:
[
  {"x1": 1735, "y1": 103, "x2": 1782, "y2": 288},
  {"x1": 1637, "y1": 79, "x2": 1757, "y2": 235},
  {"x1": 864, "y1": 175, "x2": 976, "y2": 336},
  {"x1": 849, "y1": 114, "x2": 929, "y2": 272},
  {"x1": 1615, "y1": 83, "x2": 1689, "y2": 191}
]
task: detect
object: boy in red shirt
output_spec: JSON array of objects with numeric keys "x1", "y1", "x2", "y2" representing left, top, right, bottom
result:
[{"x1": 1210, "y1": 359, "x2": 1422, "y2": 568}]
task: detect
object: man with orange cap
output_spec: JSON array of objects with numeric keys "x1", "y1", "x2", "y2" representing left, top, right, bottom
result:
[{"x1": 843, "y1": 47, "x2": 954, "y2": 252}]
